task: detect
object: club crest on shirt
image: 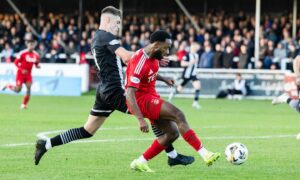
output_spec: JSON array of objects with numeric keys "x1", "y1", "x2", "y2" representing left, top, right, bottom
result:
[{"x1": 130, "y1": 76, "x2": 140, "y2": 84}]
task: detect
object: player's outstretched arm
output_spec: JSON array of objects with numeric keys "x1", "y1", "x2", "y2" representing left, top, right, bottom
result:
[
  {"x1": 293, "y1": 56, "x2": 300, "y2": 88},
  {"x1": 115, "y1": 47, "x2": 133, "y2": 65},
  {"x1": 157, "y1": 74, "x2": 174, "y2": 87},
  {"x1": 159, "y1": 56, "x2": 170, "y2": 67},
  {"x1": 126, "y1": 87, "x2": 149, "y2": 133}
]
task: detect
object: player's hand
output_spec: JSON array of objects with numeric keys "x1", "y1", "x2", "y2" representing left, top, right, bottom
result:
[
  {"x1": 296, "y1": 76, "x2": 300, "y2": 88},
  {"x1": 36, "y1": 65, "x2": 41, "y2": 69},
  {"x1": 159, "y1": 57, "x2": 170, "y2": 67},
  {"x1": 138, "y1": 118, "x2": 149, "y2": 133},
  {"x1": 21, "y1": 69, "x2": 28, "y2": 74},
  {"x1": 164, "y1": 78, "x2": 174, "y2": 87}
]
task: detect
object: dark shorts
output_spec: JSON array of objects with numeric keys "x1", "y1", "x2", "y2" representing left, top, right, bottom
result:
[
  {"x1": 181, "y1": 76, "x2": 199, "y2": 86},
  {"x1": 90, "y1": 87, "x2": 128, "y2": 117}
]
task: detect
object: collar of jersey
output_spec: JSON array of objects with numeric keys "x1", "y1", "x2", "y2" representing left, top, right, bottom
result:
[{"x1": 142, "y1": 49, "x2": 150, "y2": 58}]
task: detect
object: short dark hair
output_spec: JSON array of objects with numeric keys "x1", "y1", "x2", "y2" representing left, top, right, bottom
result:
[
  {"x1": 101, "y1": 6, "x2": 122, "y2": 18},
  {"x1": 150, "y1": 30, "x2": 171, "y2": 43}
]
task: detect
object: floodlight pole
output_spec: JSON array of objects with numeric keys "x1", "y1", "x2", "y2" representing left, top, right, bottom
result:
[
  {"x1": 174, "y1": 0, "x2": 200, "y2": 33},
  {"x1": 293, "y1": 0, "x2": 298, "y2": 40},
  {"x1": 203, "y1": 0, "x2": 207, "y2": 17},
  {"x1": 79, "y1": 0, "x2": 83, "y2": 52},
  {"x1": 119, "y1": 0, "x2": 123, "y2": 37},
  {"x1": 5, "y1": 0, "x2": 39, "y2": 37},
  {"x1": 254, "y1": 0, "x2": 261, "y2": 68}
]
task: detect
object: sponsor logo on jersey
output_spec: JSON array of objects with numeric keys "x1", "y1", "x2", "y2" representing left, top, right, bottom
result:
[
  {"x1": 25, "y1": 55, "x2": 37, "y2": 63},
  {"x1": 130, "y1": 76, "x2": 140, "y2": 84},
  {"x1": 151, "y1": 98, "x2": 159, "y2": 105},
  {"x1": 148, "y1": 69, "x2": 153, "y2": 75},
  {"x1": 109, "y1": 39, "x2": 120, "y2": 45}
]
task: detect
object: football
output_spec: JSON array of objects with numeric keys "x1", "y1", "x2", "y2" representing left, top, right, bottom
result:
[{"x1": 225, "y1": 142, "x2": 248, "y2": 165}]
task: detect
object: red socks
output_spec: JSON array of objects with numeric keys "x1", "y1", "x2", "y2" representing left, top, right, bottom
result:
[
  {"x1": 143, "y1": 139, "x2": 166, "y2": 160},
  {"x1": 183, "y1": 129, "x2": 202, "y2": 151},
  {"x1": 6, "y1": 84, "x2": 14, "y2": 90},
  {"x1": 23, "y1": 95, "x2": 30, "y2": 106}
]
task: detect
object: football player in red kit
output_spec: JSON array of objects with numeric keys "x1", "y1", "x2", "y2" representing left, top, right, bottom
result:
[
  {"x1": 2, "y1": 35, "x2": 40, "y2": 109},
  {"x1": 126, "y1": 30, "x2": 220, "y2": 172}
]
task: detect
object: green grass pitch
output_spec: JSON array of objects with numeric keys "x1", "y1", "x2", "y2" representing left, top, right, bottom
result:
[{"x1": 0, "y1": 94, "x2": 300, "y2": 179}]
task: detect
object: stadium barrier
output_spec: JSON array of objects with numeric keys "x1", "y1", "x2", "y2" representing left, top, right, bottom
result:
[
  {"x1": 0, "y1": 63, "x2": 89, "y2": 96},
  {"x1": 155, "y1": 68, "x2": 292, "y2": 99},
  {"x1": 0, "y1": 75, "x2": 81, "y2": 96}
]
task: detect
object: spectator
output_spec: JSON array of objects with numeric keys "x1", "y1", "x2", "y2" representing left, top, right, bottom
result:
[
  {"x1": 212, "y1": 44, "x2": 223, "y2": 68},
  {"x1": 0, "y1": 43, "x2": 14, "y2": 63},
  {"x1": 273, "y1": 43, "x2": 287, "y2": 69},
  {"x1": 65, "y1": 41, "x2": 77, "y2": 63},
  {"x1": 264, "y1": 40, "x2": 275, "y2": 69},
  {"x1": 238, "y1": 44, "x2": 249, "y2": 69},
  {"x1": 223, "y1": 45, "x2": 234, "y2": 68},
  {"x1": 199, "y1": 44, "x2": 214, "y2": 68},
  {"x1": 36, "y1": 43, "x2": 48, "y2": 63},
  {"x1": 0, "y1": 10, "x2": 299, "y2": 68},
  {"x1": 227, "y1": 73, "x2": 248, "y2": 100}
]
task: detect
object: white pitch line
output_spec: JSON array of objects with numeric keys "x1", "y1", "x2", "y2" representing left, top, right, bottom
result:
[
  {"x1": 35, "y1": 125, "x2": 298, "y2": 139},
  {"x1": 0, "y1": 132, "x2": 296, "y2": 148}
]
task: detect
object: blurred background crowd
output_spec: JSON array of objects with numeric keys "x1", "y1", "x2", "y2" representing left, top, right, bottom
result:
[{"x1": 0, "y1": 7, "x2": 299, "y2": 71}]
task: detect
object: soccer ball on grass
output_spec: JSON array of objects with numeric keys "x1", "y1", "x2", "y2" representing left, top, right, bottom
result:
[{"x1": 225, "y1": 142, "x2": 248, "y2": 165}]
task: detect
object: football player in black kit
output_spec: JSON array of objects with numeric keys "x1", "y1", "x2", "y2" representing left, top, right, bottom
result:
[{"x1": 34, "y1": 6, "x2": 194, "y2": 167}]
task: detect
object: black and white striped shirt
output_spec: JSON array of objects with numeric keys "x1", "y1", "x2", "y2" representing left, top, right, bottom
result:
[{"x1": 182, "y1": 53, "x2": 199, "y2": 79}]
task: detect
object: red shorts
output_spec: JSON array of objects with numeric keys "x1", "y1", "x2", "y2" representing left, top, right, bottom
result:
[
  {"x1": 135, "y1": 93, "x2": 164, "y2": 124},
  {"x1": 16, "y1": 72, "x2": 32, "y2": 87}
]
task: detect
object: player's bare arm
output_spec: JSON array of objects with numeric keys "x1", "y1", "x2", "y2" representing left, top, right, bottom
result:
[
  {"x1": 157, "y1": 74, "x2": 174, "y2": 87},
  {"x1": 126, "y1": 86, "x2": 149, "y2": 133},
  {"x1": 181, "y1": 57, "x2": 196, "y2": 67},
  {"x1": 115, "y1": 47, "x2": 133, "y2": 65},
  {"x1": 293, "y1": 56, "x2": 300, "y2": 87},
  {"x1": 159, "y1": 56, "x2": 170, "y2": 67}
]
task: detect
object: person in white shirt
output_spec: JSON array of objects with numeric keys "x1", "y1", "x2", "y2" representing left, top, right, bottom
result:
[{"x1": 227, "y1": 73, "x2": 247, "y2": 99}]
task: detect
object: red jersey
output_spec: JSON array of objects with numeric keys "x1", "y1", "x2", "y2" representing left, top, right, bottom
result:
[
  {"x1": 125, "y1": 49, "x2": 159, "y2": 97},
  {"x1": 14, "y1": 49, "x2": 40, "y2": 75},
  {"x1": 176, "y1": 50, "x2": 187, "y2": 62}
]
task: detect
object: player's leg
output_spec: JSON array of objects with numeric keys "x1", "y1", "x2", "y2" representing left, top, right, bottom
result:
[
  {"x1": 21, "y1": 81, "x2": 32, "y2": 109},
  {"x1": 115, "y1": 91, "x2": 194, "y2": 166},
  {"x1": 2, "y1": 74, "x2": 22, "y2": 93},
  {"x1": 159, "y1": 101, "x2": 220, "y2": 166},
  {"x1": 192, "y1": 79, "x2": 201, "y2": 109},
  {"x1": 34, "y1": 114, "x2": 107, "y2": 165},
  {"x1": 34, "y1": 91, "x2": 112, "y2": 165},
  {"x1": 131, "y1": 121, "x2": 178, "y2": 172},
  {"x1": 168, "y1": 78, "x2": 188, "y2": 102},
  {"x1": 151, "y1": 124, "x2": 195, "y2": 166},
  {"x1": 273, "y1": 56, "x2": 300, "y2": 110}
]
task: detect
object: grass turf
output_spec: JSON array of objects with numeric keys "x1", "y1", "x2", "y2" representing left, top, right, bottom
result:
[{"x1": 0, "y1": 94, "x2": 300, "y2": 179}]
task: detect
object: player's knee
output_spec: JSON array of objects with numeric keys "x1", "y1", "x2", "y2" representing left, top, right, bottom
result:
[
  {"x1": 166, "y1": 130, "x2": 179, "y2": 142},
  {"x1": 174, "y1": 108, "x2": 186, "y2": 122},
  {"x1": 296, "y1": 77, "x2": 300, "y2": 87},
  {"x1": 15, "y1": 88, "x2": 21, "y2": 93}
]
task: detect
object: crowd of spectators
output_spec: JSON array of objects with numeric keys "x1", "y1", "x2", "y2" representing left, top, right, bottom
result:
[{"x1": 0, "y1": 10, "x2": 299, "y2": 70}]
